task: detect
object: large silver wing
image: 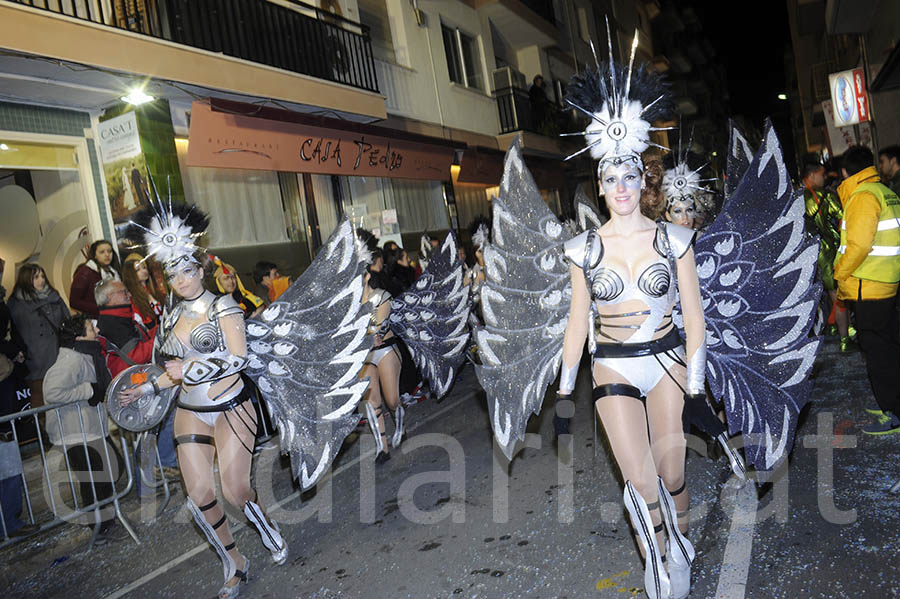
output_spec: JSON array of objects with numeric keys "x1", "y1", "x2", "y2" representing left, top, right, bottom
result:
[
  {"x1": 474, "y1": 138, "x2": 572, "y2": 459},
  {"x1": 245, "y1": 218, "x2": 373, "y2": 490},
  {"x1": 389, "y1": 231, "x2": 470, "y2": 398},
  {"x1": 694, "y1": 121, "x2": 822, "y2": 479}
]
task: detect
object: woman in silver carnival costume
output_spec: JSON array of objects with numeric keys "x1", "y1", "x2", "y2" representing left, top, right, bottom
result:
[
  {"x1": 474, "y1": 25, "x2": 821, "y2": 599},
  {"x1": 356, "y1": 228, "x2": 472, "y2": 464},
  {"x1": 120, "y1": 204, "x2": 286, "y2": 599}
]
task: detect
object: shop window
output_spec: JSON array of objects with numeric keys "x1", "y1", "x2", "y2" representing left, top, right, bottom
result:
[
  {"x1": 175, "y1": 140, "x2": 288, "y2": 248},
  {"x1": 358, "y1": 0, "x2": 395, "y2": 63},
  {"x1": 441, "y1": 24, "x2": 484, "y2": 91}
]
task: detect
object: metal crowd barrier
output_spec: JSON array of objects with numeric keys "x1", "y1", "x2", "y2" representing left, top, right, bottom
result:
[
  {"x1": 0, "y1": 400, "x2": 138, "y2": 550},
  {"x1": 0, "y1": 381, "x2": 278, "y2": 550}
]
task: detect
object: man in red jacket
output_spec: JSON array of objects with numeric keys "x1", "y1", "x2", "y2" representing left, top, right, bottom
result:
[
  {"x1": 95, "y1": 279, "x2": 177, "y2": 492},
  {"x1": 95, "y1": 280, "x2": 155, "y2": 376}
]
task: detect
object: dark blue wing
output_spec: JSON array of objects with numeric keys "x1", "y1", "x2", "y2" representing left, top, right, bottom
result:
[
  {"x1": 696, "y1": 121, "x2": 822, "y2": 477},
  {"x1": 245, "y1": 218, "x2": 373, "y2": 489},
  {"x1": 724, "y1": 119, "x2": 754, "y2": 201},
  {"x1": 390, "y1": 231, "x2": 470, "y2": 398}
]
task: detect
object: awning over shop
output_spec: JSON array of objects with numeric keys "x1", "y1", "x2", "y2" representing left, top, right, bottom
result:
[
  {"x1": 186, "y1": 100, "x2": 462, "y2": 181},
  {"x1": 457, "y1": 145, "x2": 567, "y2": 190}
]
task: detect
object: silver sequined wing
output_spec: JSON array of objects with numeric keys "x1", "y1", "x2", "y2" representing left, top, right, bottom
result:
[
  {"x1": 574, "y1": 186, "x2": 606, "y2": 232},
  {"x1": 389, "y1": 232, "x2": 470, "y2": 398},
  {"x1": 694, "y1": 121, "x2": 822, "y2": 478},
  {"x1": 474, "y1": 138, "x2": 572, "y2": 459},
  {"x1": 245, "y1": 218, "x2": 373, "y2": 490}
]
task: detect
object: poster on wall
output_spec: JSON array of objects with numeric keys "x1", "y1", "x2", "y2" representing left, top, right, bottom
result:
[{"x1": 98, "y1": 111, "x2": 151, "y2": 221}]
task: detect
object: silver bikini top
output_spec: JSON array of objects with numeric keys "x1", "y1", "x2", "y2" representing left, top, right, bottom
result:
[
  {"x1": 156, "y1": 291, "x2": 244, "y2": 360},
  {"x1": 564, "y1": 222, "x2": 696, "y2": 343},
  {"x1": 156, "y1": 291, "x2": 246, "y2": 409}
]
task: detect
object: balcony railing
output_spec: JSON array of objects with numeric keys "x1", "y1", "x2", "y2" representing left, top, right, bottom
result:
[{"x1": 11, "y1": 0, "x2": 379, "y2": 93}]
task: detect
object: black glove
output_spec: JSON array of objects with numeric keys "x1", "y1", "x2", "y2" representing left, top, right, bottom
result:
[
  {"x1": 553, "y1": 393, "x2": 574, "y2": 437},
  {"x1": 88, "y1": 382, "x2": 105, "y2": 407},
  {"x1": 682, "y1": 393, "x2": 726, "y2": 437}
]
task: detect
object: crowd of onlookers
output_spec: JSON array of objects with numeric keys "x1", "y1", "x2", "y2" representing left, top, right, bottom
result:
[{"x1": 0, "y1": 237, "x2": 303, "y2": 544}]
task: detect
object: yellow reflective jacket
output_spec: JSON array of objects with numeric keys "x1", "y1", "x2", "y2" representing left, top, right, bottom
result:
[{"x1": 834, "y1": 167, "x2": 900, "y2": 300}]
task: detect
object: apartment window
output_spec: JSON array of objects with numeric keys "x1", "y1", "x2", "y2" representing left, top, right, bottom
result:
[
  {"x1": 441, "y1": 24, "x2": 484, "y2": 91},
  {"x1": 358, "y1": 0, "x2": 395, "y2": 63}
]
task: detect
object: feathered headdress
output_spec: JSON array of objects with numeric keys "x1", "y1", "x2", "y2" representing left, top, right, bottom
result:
[
  {"x1": 124, "y1": 177, "x2": 209, "y2": 272},
  {"x1": 564, "y1": 18, "x2": 673, "y2": 171},
  {"x1": 468, "y1": 216, "x2": 491, "y2": 249},
  {"x1": 662, "y1": 125, "x2": 716, "y2": 209}
]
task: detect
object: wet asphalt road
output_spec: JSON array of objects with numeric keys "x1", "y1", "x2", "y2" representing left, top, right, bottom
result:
[{"x1": 2, "y1": 335, "x2": 898, "y2": 599}]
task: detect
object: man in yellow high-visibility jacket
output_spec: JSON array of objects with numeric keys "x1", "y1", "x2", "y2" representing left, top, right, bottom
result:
[{"x1": 835, "y1": 146, "x2": 900, "y2": 435}]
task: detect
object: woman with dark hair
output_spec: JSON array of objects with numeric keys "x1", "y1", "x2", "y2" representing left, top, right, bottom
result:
[
  {"x1": 7, "y1": 263, "x2": 70, "y2": 410},
  {"x1": 69, "y1": 240, "x2": 121, "y2": 318},
  {"x1": 382, "y1": 243, "x2": 416, "y2": 297},
  {"x1": 122, "y1": 253, "x2": 164, "y2": 328}
]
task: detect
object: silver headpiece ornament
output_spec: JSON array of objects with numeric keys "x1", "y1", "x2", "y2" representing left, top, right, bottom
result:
[
  {"x1": 663, "y1": 125, "x2": 717, "y2": 209},
  {"x1": 563, "y1": 18, "x2": 673, "y2": 172},
  {"x1": 124, "y1": 176, "x2": 209, "y2": 272}
]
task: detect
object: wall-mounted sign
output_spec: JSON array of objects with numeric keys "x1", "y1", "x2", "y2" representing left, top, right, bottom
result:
[
  {"x1": 187, "y1": 103, "x2": 455, "y2": 181},
  {"x1": 829, "y1": 68, "x2": 870, "y2": 127}
]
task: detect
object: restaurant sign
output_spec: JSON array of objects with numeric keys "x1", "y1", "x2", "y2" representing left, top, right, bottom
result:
[{"x1": 186, "y1": 103, "x2": 454, "y2": 181}]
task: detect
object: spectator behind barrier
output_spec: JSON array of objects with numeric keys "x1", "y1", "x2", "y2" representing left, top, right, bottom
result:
[
  {"x1": 0, "y1": 257, "x2": 34, "y2": 537},
  {"x1": 95, "y1": 279, "x2": 156, "y2": 378},
  {"x1": 252, "y1": 260, "x2": 290, "y2": 305},
  {"x1": 215, "y1": 261, "x2": 265, "y2": 319},
  {"x1": 878, "y1": 145, "x2": 900, "y2": 196},
  {"x1": 122, "y1": 253, "x2": 164, "y2": 328},
  {"x1": 7, "y1": 263, "x2": 70, "y2": 411},
  {"x1": 69, "y1": 240, "x2": 121, "y2": 318},
  {"x1": 43, "y1": 314, "x2": 125, "y2": 541}
]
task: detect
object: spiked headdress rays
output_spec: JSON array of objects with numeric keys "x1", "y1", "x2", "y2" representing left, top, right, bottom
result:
[
  {"x1": 564, "y1": 18, "x2": 673, "y2": 172},
  {"x1": 662, "y1": 123, "x2": 717, "y2": 209},
  {"x1": 124, "y1": 176, "x2": 209, "y2": 272}
]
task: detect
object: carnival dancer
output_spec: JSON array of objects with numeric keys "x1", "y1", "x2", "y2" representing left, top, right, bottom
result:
[
  {"x1": 357, "y1": 228, "x2": 471, "y2": 464},
  {"x1": 474, "y1": 26, "x2": 821, "y2": 599},
  {"x1": 119, "y1": 204, "x2": 285, "y2": 598}
]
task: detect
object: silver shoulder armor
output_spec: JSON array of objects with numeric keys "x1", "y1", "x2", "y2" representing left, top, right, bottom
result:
[
  {"x1": 661, "y1": 222, "x2": 697, "y2": 259},
  {"x1": 563, "y1": 230, "x2": 603, "y2": 270},
  {"x1": 208, "y1": 294, "x2": 244, "y2": 320}
]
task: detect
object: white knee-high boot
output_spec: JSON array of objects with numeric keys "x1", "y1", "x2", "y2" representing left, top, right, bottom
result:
[
  {"x1": 623, "y1": 481, "x2": 671, "y2": 599},
  {"x1": 187, "y1": 497, "x2": 236, "y2": 584},
  {"x1": 658, "y1": 477, "x2": 695, "y2": 599},
  {"x1": 244, "y1": 498, "x2": 288, "y2": 565}
]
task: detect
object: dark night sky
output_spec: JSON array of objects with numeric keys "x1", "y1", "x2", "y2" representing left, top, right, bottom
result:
[
  {"x1": 693, "y1": 2, "x2": 797, "y2": 171},
  {"x1": 698, "y1": 3, "x2": 793, "y2": 122}
]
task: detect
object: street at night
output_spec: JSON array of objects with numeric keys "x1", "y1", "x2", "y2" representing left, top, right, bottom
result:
[
  {"x1": 3, "y1": 336, "x2": 898, "y2": 598},
  {"x1": 3, "y1": 1, "x2": 900, "y2": 598}
]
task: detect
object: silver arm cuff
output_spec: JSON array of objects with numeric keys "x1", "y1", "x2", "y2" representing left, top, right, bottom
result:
[
  {"x1": 685, "y1": 343, "x2": 706, "y2": 396},
  {"x1": 182, "y1": 354, "x2": 250, "y2": 385},
  {"x1": 559, "y1": 361, "x2": 579, "y2": 394}
]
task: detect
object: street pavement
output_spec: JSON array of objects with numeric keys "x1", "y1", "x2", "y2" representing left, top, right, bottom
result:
[{"x1": 2, "y1": 335, "x2": 898, "y2": 599}]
